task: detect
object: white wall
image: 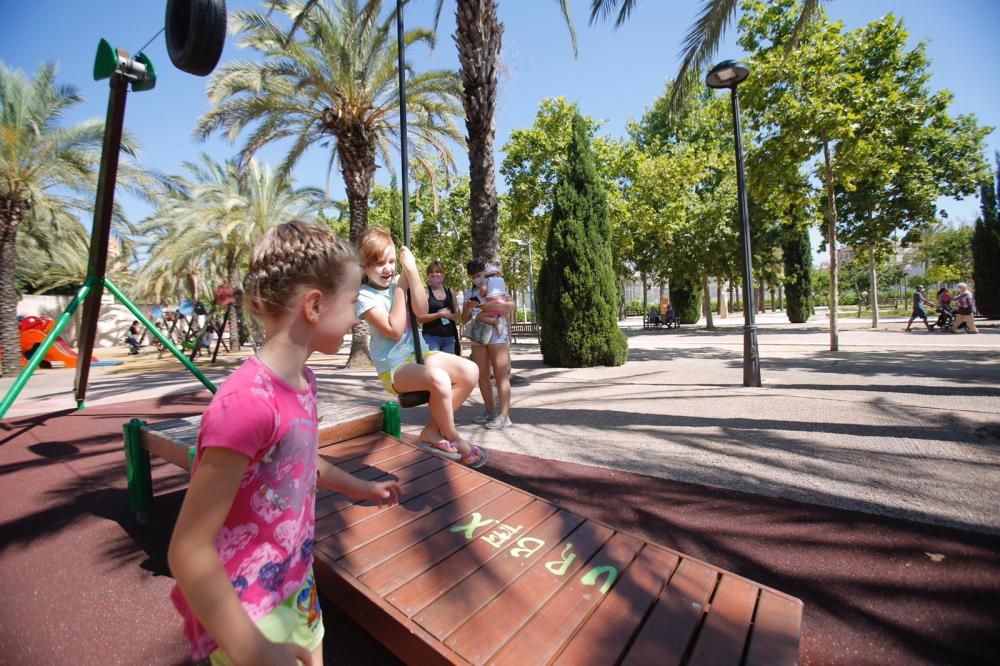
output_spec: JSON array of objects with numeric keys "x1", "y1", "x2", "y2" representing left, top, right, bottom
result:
[{"x1": 17, "y1": 294, "x2": 155, "y2": 348}]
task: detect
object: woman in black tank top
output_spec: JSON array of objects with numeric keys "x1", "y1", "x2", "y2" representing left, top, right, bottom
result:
[{"x1": 417, "y1": 261, "x2": 459, "y2": 354}]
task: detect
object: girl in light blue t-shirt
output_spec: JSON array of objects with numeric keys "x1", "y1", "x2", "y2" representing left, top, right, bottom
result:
[{"x1": 355, "y1": 227, "x2": 487, "y2": 467}]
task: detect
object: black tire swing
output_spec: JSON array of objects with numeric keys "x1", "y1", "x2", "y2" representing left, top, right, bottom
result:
[
  {"x1": 165, "y1": 0, "x2": 227, "y2": 76},
  {"x1": 394, "y1": 0, "x2": 430, "y2": 410}
]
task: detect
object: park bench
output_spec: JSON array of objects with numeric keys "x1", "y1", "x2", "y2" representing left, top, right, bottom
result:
[
  {"x1": 509, "y1": 321, "x2": 540, "y2": 343},
  {"x1": 123, "y1": 404, "x2": 803, "y2": 665},
  {"x1": 643, "y1": 311, "x2": 680, "y2": 330}
]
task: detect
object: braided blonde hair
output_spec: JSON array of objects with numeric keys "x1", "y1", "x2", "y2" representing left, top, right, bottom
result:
[{"x1": 243, "y1": 220, "x2": 357, "y2": 319}]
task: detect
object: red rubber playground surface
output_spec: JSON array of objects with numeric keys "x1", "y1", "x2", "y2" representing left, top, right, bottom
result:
[{"x1": 1, "y1": 393, "x2": 998, "y2": 665}]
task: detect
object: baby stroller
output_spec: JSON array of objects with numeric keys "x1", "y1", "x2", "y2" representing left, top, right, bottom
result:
[{"x1": 932, "y1": 305, "x2": 954, "y2": 332}]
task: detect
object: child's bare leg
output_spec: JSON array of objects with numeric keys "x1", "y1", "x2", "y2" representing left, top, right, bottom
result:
[
  {"x1": 489, "y1": 343, "x2": 512, "y2": 417},
  {"x1": 470, "y1": 345, "x2": 495, "y2": 413},
  {"x1": 426, "y1": 352, "x2": 478, "y2": 412},
  {"x1": 393, "y1": 364, "x2": 466, "y2": 454},
  {"x1": 311, "y1": 643, "x2": 324, "y2": 666}
]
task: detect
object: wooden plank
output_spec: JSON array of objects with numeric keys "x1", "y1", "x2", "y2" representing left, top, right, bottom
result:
[
  {"x1": 411, "y1": 510, "x2": 586, "y2": 640},
  {"x1": 744, "y1": 589, "x2": 803, "y2": 666},
  {"x1": 317, "y1": 448, "x2": 432, "y2": 500},
  {"x1": 318, "y1": 433, "x2": 402, "y2": 468},
  {"x1": 385, "y1": 503, "x2": 565, "y2": 618},
  {"x1": 488, "y1": 532, "x2": 644, "y2": 666},
  {"x1": 141, "y1": 429, "x2": 193, "y2": 470},
  {"x1": 550, "y1": 545, "x2": 680, "y2": 666},
  {"x1": 687, "y1": 574, "x2": 759, "y2": 666},
  {"x1": 621, "y1": 558, "x2": 718, "y2": 666},
  {"x1": 444, "y1": 520, "x2": 615, "y2": 663},
  {"x1": 318, "y1": 410, "x2": 383, "y2": 447},
  {"x1": 315, "y1": 469, "x2": 484, "y2": 558},
  {"x1": 359, "y1": 491, "x2": 536, "y2": 597},
  {"x1": 338, "y1": 483, "x2": 512, "y2": 576},
  {"x1": 315, "y1": 452, "x2": 444, "y2": 517}
]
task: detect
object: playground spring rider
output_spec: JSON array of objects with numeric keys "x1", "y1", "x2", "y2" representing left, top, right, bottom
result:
[{"x1": 0, "y1": 0, "x2": 228, "y2": 419}]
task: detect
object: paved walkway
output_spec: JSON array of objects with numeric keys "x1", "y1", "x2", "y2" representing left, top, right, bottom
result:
[
  {"x1": 2, "y1": 311, "x2": 999, "y2": 664},
  {"x1": 4, "y1": 312, "x2": 999, "y2": 535}
]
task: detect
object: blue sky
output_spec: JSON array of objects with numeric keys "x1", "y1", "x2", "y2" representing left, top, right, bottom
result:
[{"x1": 3, "y1": 0, "x2": 999, "y2": 257}]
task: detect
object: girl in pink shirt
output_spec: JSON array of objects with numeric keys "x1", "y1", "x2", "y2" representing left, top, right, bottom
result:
[{"x1": 168, "y1": 221, "x2": 402, "y2": 665}]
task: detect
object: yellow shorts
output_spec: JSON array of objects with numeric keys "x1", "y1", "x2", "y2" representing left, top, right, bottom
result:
[
  {"x1": 378, "y1": 351, "x2": 438, "y2": 395},
  {"x1": 209, "y1": 570, "x2": 324, "y2": 665}
]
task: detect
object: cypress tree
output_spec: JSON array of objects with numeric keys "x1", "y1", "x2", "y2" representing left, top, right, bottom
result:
[
  {"x1": 537, "y1": 112, "x2": 628, "y2": 367},
  {"x1": 783, "y1": 226, "x2": 813, "y2": 323},
  {"x1": 973, "y1": 164, "x2": 1000, "y2": 318},
  {"x1": 669, "y1": 278, "x2": 702, "y2": 324}
]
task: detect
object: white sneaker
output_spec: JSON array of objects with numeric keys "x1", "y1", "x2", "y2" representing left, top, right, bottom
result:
[
  {"x1": 472, "y1": 411, "x2": 496, "y2": 424},
  {"x1": 484, "y1": 415, "x2": 512, "y2": 429}
]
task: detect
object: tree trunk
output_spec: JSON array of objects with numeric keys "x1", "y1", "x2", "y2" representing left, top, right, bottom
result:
[
  {"x1": 757, "y1": 277, "x2": 766, "y2": 313},
  {"x1": 226, "y1": 256, "x2": 241, "y2": 351},
  {"x1": 869, "y1": 245, "x2": 879, "y2": 329},
  {"x1": 337, "y1": 125, "x2": 377, "y2": 368},
  {"x1": 0, "y1": 199, "x2": 29, "y2": 377},
  {"x1": 718, "y1": 279, "x2": 728, "y2": 318},
  {"x1": 702, "y1": 275, "x2": 714, "y2": 330},
  {"x1": 456, "y1": 0, "x2": 503, "y2": 266},
  {"x1": 778, "y1": 283, "x2": 784, "y2": 311},
  {"x1": 640, "y1": 273, "x2": 647, "y2": 314},
  {"x1": 822, "y1": 136, "x2": 840, "y2": 351}
]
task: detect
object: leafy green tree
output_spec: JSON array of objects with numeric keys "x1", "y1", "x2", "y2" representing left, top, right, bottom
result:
[
  {"x1": 973, "y1": 161, "x2": 1000, "y2": 317},
  {"x1": 199, "y1": 0, "x2": 463, "y2": 365},
  {"x1": 501, "y1": 98, "x2": 635, "y2": 299},
  {"x1": 538, "y1": 113, "x2": 627, "y2": 367},
  {"x1": 670, "y1": 279, "x2": 703, "y2": 324},
  {"x1": 918, "y1": 225, "x2": 975, "y2": 285},
  {"x1": 782, "y1": 226, "x2": 812, "y2": 322},
  {"x1": 629, "y1": 87, "x2": 741, "y2": 326},
  {"x1": 833, "y1": 15, "x2": 989, "y2": 328},
  {"x1": 0, "y1": 62, "x2": 147, "y2": 376}
]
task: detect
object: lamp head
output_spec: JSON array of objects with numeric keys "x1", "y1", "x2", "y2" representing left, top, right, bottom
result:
[{"x1": 706, "y1": 60, "x2": 750, "y2": 89}]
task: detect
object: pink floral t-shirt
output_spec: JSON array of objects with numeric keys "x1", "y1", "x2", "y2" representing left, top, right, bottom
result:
[{"x1": 171, "y1": 356, "x2": 319, "y2": 660}]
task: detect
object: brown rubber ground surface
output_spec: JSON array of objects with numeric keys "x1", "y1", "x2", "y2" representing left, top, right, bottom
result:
[{"x1": 1, "y1": 393, "x2": 998, "y2": 665}]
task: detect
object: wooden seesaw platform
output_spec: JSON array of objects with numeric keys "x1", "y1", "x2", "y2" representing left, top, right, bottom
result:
[{"x1": 122, "y1": 403, "x2": 802, "y2": 665}]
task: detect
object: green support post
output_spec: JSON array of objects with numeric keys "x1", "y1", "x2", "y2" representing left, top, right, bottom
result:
[
  {"x1": 122, "y1": 418, "x2": 153, "y2": 525},
  {"x1": 381, "y1": 401, "x2": 401, "y2": 438},
  {"x1": 0, "y1": 277, "x2": 94, "y2": 420},
  {"x1": 104, "y1": 277, "x2": 216, "y2": 395}
]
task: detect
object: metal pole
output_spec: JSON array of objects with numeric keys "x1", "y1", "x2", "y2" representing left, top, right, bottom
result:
[
  {"x1": 526, "y1": 238, "x2": 537, "y2": 325},
  {"x1": 396, "y1": 0, "x2": 425, "y2": 372},
  {"x1": 74, "y1": 72, "x2": 129, "y2": 407},
  {"x1": 730, "y1": 87, "x2": 761, "y2": 387}
]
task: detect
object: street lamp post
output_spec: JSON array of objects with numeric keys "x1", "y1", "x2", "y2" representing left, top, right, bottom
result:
[
  {"x1": 707, "y1": 60, "x2": 762, "y2": 387},
  {"x1": 512, "y1": 238, "x2": 537, "y2": 326}
]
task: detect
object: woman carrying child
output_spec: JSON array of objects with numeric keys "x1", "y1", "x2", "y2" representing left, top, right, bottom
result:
[
  {"x1": 356, "y1": 227, "x2": 487, "y2": 466},
  {"x1": 168, "y1": 221, "x2": 403, "y2": 666},
  {"x1": 462, "y1": 260, "x2": 515, "y2": 430}
]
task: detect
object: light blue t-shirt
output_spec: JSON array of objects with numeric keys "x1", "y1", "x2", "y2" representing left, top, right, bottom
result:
[{"x1": 356, "y1": 276, "x2": 429, "y2": 375}]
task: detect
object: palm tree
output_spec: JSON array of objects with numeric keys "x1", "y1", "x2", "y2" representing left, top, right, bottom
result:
[
  {"x1": 201, "y1": 0, "x2": 463, "y2": 365},
  {"x1": 290, "y1": 0, "x2": 576, "y2": 265},
  {"x1": 17, "y1": 210, "x2": 136, "y2": 296},
  {"x1": 0, "y1": 62, "x2": 147, "y2": 376},
  {"x1": 138, "y1": 155, "x2": 326, "y2": 341},
  {"x1": 588, "y1": 0, "x2": 823, "y2": 114}
]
